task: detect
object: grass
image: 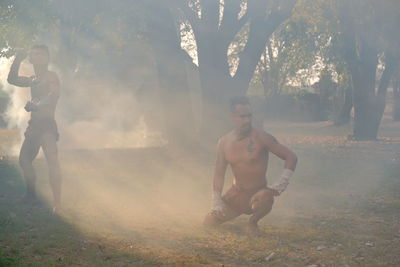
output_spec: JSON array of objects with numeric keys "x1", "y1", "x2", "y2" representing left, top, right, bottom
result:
[{"x1": 0, "y1": 119, "x2": 400, "y2": 266}]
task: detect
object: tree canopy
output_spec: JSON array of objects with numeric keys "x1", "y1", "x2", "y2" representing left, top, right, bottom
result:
[{"x1": 1, "y1": 0, "x2": 400, "y2": 141}]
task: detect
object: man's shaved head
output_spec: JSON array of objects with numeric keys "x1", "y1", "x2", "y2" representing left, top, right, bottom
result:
[
  {"x1": 229, "y1": 96, "x2": 252, "y2": 134},
  {"x1": 229, "y1": 96, "x2": 250, "y2": 113},
  {"x1": 31, "y1": 44, "x2": 50, "y2": 56},
  {"x1": 29, "y1": 44, "x2": 50, "y2": 66}
]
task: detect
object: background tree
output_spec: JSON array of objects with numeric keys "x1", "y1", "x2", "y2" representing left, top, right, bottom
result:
[
  {"x1": 1, "y1": 0, "x2": 196, "y2": 147},
  {"x1": 2, "y1": 0, "x2": 400, "y2": 144},
  {"x1": 334, "y1": 0, "x2": 400, "y2": 140},
  {"x1": 392, "y1": 73, "x2": 400, "y2": 121},
  {"x1": 175, "y1": 0, "x2": 298, "y2": 138},
  {"x1": 142, "y1": 0, "x2": 195, "y2": 148}
]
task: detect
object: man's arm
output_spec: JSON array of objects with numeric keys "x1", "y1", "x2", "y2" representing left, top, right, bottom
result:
[
  {"x1": 261, "y1": 131, "x2": 297, "y2": 195},
  {"x1": 7, "y1": 51, "x2": 33, "y2": 87},
  {"x1": 211, "y1": 138, "x2": 228, "y2": 212}
]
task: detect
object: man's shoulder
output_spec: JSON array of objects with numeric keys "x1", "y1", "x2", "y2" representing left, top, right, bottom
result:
[
  {"x1": 217, "y1": 131, "x2": 234, "y2": 149},
  {"x1": 253, "y1": 128, "x2": 268, "y2": 138},
  {"x1": 253, "y1": 128, "x2": 278, "y2": 144},
  {"x1": 219, "y1": 130, "x2": 235, "y2": 142},
  {"x1": 48, "y1": 71, "x2": 59, "y2": 78}
]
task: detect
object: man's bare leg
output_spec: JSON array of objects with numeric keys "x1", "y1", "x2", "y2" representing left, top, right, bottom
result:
[
  {"x1": 248, "y1": 188, "x2": 274, "y2": 236},
  {"x1": 19, "y1": 137, "x2": 41, "y2": 203},
  {"x1": 41, "y1": 133, "x2": 62, "y2": 213}
]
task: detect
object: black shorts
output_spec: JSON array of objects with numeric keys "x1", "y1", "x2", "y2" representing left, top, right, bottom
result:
[
  {"x1": 222, "y1": 185, "x2": 267, "y2": 215},
  {"x1": 24, "y1": 118, "x2": 59, "y2": 141}
]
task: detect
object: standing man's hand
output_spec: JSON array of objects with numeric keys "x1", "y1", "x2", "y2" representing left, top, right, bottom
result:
[{"x1": 24, "y1": 101, "x2": 39, "y2": 112}]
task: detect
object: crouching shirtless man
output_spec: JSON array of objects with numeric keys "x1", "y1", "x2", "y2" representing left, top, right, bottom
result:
[{"x1": 203, "y1": 96, "x2": 297, "y2": 235}]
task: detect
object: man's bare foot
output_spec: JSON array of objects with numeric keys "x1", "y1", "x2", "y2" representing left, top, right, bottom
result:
[
  {"x1": 246, "y1": 223, "x2": 265, "y2": 237},
  {"x1": 203, "y1": 211, "x2": 224, "y2": 227},
  {"x1": 52, "y1": 204, "x2": 61, "y2": 215}
]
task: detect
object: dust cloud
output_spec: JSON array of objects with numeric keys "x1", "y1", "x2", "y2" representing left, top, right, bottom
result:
[{"x1": 0, "y1": 48, "x2": 212, "y2": 239}]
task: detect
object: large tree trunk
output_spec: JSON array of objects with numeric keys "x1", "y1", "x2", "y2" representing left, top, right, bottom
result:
[
  {"x1": 341, "y1": 22, "x2": 386, "y2": 140},
  {"x1": 393, "y1": 79, "x2": 400, "y2": 121},
  {"x1": 370, "y1": 55, "x2": 398, "y2": 138},
  {"x1": 349, "y1": 48, "x2": 397, "y2": 140},
  {"x1": 179, "y1": 0, "x2": 297, "y2": 141},
  {"x1": 349, "y1": 39, "x2": 378, "y2": 140},
  {"x1": 338, "y1": 2, "x2": 399, "y2": 141},
  {"x1": 334, "y1": 86, "x2": 353, "y2": 125},
  {"x1": 146, "y1": 2, "x2": 195, "y2": 148},
  {"x1": 196, "y1": 26, "x2": 233, "y2": 141}
]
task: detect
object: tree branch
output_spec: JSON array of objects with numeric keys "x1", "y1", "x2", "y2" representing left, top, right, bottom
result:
[
  {"x1": 199, "y1": 0, "x2": 220, "y2": 30},
  {"x1": 176, "y1": 1, "x2": 201, "y2": 34},
  {"x1": 377, "y1": 52, "x2": 398, "y2": 96},
  {"x1": 233, "y1": 0, "x2": 297, "y2": 88},
  {"x1": 220, "y1": 10, "x2": 250, "y2": 49}
]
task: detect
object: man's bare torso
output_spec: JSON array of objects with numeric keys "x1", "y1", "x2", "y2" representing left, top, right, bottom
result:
[
  {"x1": 30, "y1": 71, "x2": 59, "y2": 120},
  {"x1": 222, "y1": 128, "x2": 269, "y2": 190}
]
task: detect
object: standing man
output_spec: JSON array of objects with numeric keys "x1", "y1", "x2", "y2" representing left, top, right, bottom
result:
[
  {"x1": 203, "y1": 96, "x2": 297, "y2": 235},
  {"x1": 7, "y1": 45, "x2": 62, "y2": 213}
]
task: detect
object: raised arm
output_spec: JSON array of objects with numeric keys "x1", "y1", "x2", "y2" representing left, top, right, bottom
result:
[
  {"x1": 261, "y1": 131, "x2": 297, "y2": 195},
  {"x1": 7, "y1": 51, "x2": 33, "y2": 87},
  {"x1": 211, "y1": 138, "x2": 228, "y2": 212}
]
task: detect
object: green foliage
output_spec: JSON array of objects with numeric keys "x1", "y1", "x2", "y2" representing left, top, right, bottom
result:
[
  {"x1": 252, "y1": 0, "x2": 332, "y2": 95},
  {"x1": 252, "y1": 0, "x2": 400, "y2": 97},
  {"x1": 0, "y1": 0, "x2": 55, "y2": 57},
  {"x1": 0, "y1": 0, "x2": 152, "y2": 59},
  {"x1": 0, "y1": 252, "x2": 19, "y2": 266}
]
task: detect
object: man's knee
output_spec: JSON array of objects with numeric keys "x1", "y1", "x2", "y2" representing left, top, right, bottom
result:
[
  {"x1": 46, "y1": 154, "x2": 60, "y2": 169},
  {"x1": 19, "y1": 139, "x2": 40, "y2": 169},
  {"x1": 251, "y1": 189, "x2": 274, "y2": 211},
  {"x1": 19, "y1": 153, "x2": 33, "y2": 170}
]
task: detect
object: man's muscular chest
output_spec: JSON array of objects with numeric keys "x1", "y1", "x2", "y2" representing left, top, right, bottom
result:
[
  {"x1": 224, "y1": 137, "x2": 267, "y2": 165},
  {"x1": 31, "y1": 74, "x2": 53, "y2": 99}
]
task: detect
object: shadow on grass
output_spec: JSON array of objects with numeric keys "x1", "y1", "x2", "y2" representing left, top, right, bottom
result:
[{"x1": 0, "y1": 159, "x2": 159, "y2": 266}]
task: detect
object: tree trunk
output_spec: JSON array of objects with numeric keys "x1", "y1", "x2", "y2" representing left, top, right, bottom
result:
[
  {"x1": 146, "y1": 2, "x2": 195, "y2": 148},
  {"x1": 338, "y1": 3, "x2": 399, "y2": 141},
  {"x1": 178, "y1": 1, "x2": 297, "y2": 141},
  {"x1": 232, "y1": 12, "x2": 287, "y2": 96},
  {"x1": 350, "y1": 40, "x2": 378, "y2": 140},
  {"x1": 370, "y1": 55, "x2": 398, "y2": 138},
  {"x1": 339, "y1": 9, "x2": 378, "y2": 140},
  {"x1": 350, "y1": 50, "x2": 397, "y2": 140},
  {"x1": 334, "y1": 86, "x2": 353, "y2": 125},
  {"x1": 196, "y1": 35, "x2": 233, "y2": 141},
  {"x1": 393, "y1": 79, "x2": 400, "y2": 121}
]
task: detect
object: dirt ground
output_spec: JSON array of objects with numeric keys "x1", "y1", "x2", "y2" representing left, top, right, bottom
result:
[{"x1": 0, "y1": 118, "x2": 399, "y2": 266}]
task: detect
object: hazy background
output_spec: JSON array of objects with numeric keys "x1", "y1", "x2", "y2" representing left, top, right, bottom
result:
[{"x1": 0, "y1": 2, "x2": 399, "y2": 263}]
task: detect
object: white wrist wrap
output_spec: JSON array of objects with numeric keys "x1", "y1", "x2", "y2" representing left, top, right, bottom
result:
[
  {"x1": 281, "y1": 168, "x2": 293, "y2": 180},
  {"x1": 271, "y1": 168, "x2": 293, "y2": 194},
  {"x1": 212, "y1": 191, "x2": 224, "y2": 211}
]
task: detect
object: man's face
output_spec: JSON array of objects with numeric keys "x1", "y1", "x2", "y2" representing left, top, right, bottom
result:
[
  {"x1": 231, "y1": 104, "x2": 252, "y2": 133},
  {"x1": 29, "y1": 48, "x2": 49, "y2": 66}
]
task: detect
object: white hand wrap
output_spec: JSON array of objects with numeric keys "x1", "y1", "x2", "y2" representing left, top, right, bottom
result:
[
  {"x1": 212, "y1": 191, "x2": 224, "y2": 212},
  {"x1": 271, "y1": 168, "x2": 293, "y2": 194}
]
